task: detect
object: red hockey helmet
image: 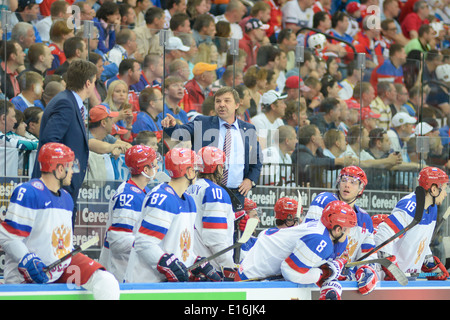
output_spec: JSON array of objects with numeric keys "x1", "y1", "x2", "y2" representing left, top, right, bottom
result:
[
  {"x1": 337, "y1": 166, "x2": 368, "y2": 192},
  {"x1": 244, "y1": 198, "x2": 257, "y2": 213},
  {"x1": 125, "y1": 145, "x2": 158, "y2": 175},
  {"x1": 321, "y1": 200, "x2": 357, "y2": 230},
  {"x1": 274, "y1": 197, "x2": 299, "y2": 221},
  {"x1": 197, "y1": 146, "x2": 226, "y2": 174},
  {"x1": 418, "y1": 167, "x2": 449, "y2": 191},
  {"x1": 38, "y1": 142, "x2": 77, "y2": 173},
  {"x1": 165, "y1": 148, "x2": 201, "y2": 178},
  {"x1": 371, "y1": 214, "x2": 388, "y2": 234}
]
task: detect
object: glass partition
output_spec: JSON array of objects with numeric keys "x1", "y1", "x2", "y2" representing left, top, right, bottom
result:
[{"x1": 0, "y1": 6, "x2": 450, "y2": 272}]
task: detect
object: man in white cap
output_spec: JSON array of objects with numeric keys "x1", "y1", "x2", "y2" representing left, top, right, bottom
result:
[
  {"x1": 165, "y1": 36, "x2": 191, "y2": 66},
  {"x1": 251, "y1": 90, "x2": 287, "y2": 150},
  {"x1": 387, "y1": 111, "x2": 417, "y2": 163},
  {"x1": 409, "y1": 121, "x2": 443, "y2": 165}
]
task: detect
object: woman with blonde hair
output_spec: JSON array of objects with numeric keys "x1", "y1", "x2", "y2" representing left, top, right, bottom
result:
[
  {"x1": 193, "y1": 42, "x2": 219, "y2": 65},
  {"x1": 101, "y1": 79, "x2": 134, "y2": 142}
]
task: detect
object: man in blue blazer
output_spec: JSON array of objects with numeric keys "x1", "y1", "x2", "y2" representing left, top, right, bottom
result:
[
  {"x1": 161, "y1": 86, "x2": 263, "y2": 206},
  {"x1": 32, "y1": 60, "x2": 98, "y2": 225}
]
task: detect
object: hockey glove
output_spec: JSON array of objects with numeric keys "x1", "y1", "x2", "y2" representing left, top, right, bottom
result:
[
  {"x1": 422, "y1": 255, "x2": 449, "y2": 280},
  {"x1": 190, "y1": 256, "x2": 222, "y2": 282},
  {"x1": 317, "y1": 258, "x2": 347, "y2": 287},
  {"x1": 18, "y1": 253, "x2": 50, "y2": 284},
  {"x1": 235, "y1": 211, "x2": 249, "y2": 232},
  {"x1": 355, "y1": 265, "x2": 378, "y2": 295},
  {"x1": 157, "y1": 253, "x2": 189, "y2": 282},
  {"x1": 221, "y1": 266, "x2": 238, "y2": 281},
  {"x1": 319, "y1": 280, "x2": 342, "y2": 300},
  {"x1": 381, "y1": 254, "x2": 400, "y2": 281}
]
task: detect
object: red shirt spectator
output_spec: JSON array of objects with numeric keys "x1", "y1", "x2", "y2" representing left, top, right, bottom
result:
[
  {"x1": 184, "y1": 62, "x2": 217, "y2": 113},
  {"x1": 239, "y1": 18, "x2": 269, "y2": 71},
  {"x1": 265, "y1": 0, "x2": 284, "y2": 39},
  {"x1": 400, "y1": 0, "x2": 430, "y2": 39}
]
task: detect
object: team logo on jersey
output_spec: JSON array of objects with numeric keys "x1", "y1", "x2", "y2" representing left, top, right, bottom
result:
[
  {"x1": 52, "y1": 225, "x2": 72, "y2": 259},
  {"x1": 165, "y1": 187, "x2": 175, "y2": 195},
  {"x1": 415, "y1": 238, "x2": 427, "y2": 265},
  {"x1": 346, "y1": 236, "x2": 358, "y2": 258},
  {"x1": 31, "y1": 180, "x2": 44, "y2": 190},
  {"x1": 180, "y1": 228, "x2": 191, "y2": 262},
  {"x1": 130, "y1": 186, "x2": 141, "y2": 194}
]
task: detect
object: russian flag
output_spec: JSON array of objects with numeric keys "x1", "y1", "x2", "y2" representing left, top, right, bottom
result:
[
  {"x1": 284, "y1": 253, "x2": 310, "y2": 274},
  {"x1": 385, "y1": 216, "x2": 405, "y2": 238},
  {"x1": 138, "y1": 220, "x2": 167, "y2": 240},
  {"x1": 202, "y1": 217, "x2": 228, "y2": 229},
  {"x1": 1, "y1": 220, "x2": 31, "y2": 237},
  {"x1": 109, "y1": 223, "x2": 134, "y2": 233}
]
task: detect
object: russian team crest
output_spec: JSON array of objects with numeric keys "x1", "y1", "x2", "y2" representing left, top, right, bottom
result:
[
  {"x1": 52, "y1": 225, "x2": 72, "y2": 259},
  {"x1": 179, "y1": 228, "x2": 191, "y2": 262}
]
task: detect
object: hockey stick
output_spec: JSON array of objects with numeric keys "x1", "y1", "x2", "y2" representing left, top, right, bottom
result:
[
  {"x1": 43, "y1": 235, "x2": 99, "y2": 272},
  {"x1": 346, "y1": 257, "x2": 408, "y2": 286},
  {"x1": 356, "y1": 186, "x2": 426, "y2": 262},
  {"x1": 240, "y1": 274, "x2": 284, "y2": 282},
  {"x1": 187, "y1": 217, "x2": 258, "y2": 271}
]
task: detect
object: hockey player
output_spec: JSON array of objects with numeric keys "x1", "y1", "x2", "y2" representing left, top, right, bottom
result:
[
  {"x1": 236, "y1": 197, "x2": 300, "y2": 282},
  {"x1": 375, "y1": 167, "x2": 450, "y2": 280},
  {"x1": 99, "y1": 145, "x2": 159, "y2": 282},
  {"x1": 124, "y1": 148, "x2": 221, "y2": 283},
  {"x1": 0, "y1": 142, "x2": 120, "y2": 299},
  {"x1": 186, "y1": 146, "x2": 235, "y2": 271},
  {"x1": 239, "y1": 198, "x2": 262, "y2": 260},
  {"x1": 237, "y1": 200, "x2": 356, "y2": 300},
  {"x1": 282, "y1": 200, "x2": 357, "y2": 300},
  {"x1": 305, "y1": 166, "x2": 379, "y2": 295}
]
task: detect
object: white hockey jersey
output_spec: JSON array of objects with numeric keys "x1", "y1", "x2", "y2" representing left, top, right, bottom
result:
[
  {"x1": 281, "y1": 220, "x2": 348, "y2": 284},
  {"x1": 238, "y1": 220, "x2": 347, "y2": 283},
  {"x1": 124, "y1": 183, "x2": 197, "y2": 283},
  {"x1": 374, "y1": 191, "x2": 436, "y2": 274},
  {"x1": 306, "y1": 192, "x2": 377, "y2": 261},
  {"x1": 99, "y1": 180, "x2": 149, "y2": 282},
  {"x1": 186, "y1": 178, "x2": 235, "y2": 270},
  {"x1": 0, "y1": 179, "x2": 74, "y2": 284}
]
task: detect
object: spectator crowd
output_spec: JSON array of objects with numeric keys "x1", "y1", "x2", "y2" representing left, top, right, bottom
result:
[{"x1": 0, "y1": 0, "x2": 449, "y2": 189}]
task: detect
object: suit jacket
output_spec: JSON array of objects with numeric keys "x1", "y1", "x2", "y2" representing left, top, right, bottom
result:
[
  {"x1": 32, "y1": 90, "x2": 89, "y2": 200},
  {"x1": 164, "y1": 115, "x2": 263, "y2": 185}
]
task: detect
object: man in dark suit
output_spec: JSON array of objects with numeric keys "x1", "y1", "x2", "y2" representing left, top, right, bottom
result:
[
  {"x1": 161, "y1": 86, "x2": 263, "y2": 207},
  {"x1": 32, "y1": 59, "x2": 98, "y2": 225}
]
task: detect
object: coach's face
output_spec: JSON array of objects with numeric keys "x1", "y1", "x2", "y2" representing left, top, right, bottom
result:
[{"x1": 214, "y1": 92, "x2": 239, "y2": 124}]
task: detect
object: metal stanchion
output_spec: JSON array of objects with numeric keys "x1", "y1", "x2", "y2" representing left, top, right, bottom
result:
[
  {"x1": 294, "y1": 44, "x2": 304, "y2": 187},
  {"x1": 356, "y1": 53, "x2": 366, "y2": 168},
  {"x1": 229, "y1": 38, "x2": 239, "y2": 88},
  {"x1": 1, "y1": 10, "x2": 11, "y2": 178}
]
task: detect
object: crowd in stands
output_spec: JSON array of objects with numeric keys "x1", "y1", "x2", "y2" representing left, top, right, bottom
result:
[{"x1": 0, "y1": 0, "x2": 449, "y2": 189}]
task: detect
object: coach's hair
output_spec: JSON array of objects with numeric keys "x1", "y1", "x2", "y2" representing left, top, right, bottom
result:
[
  {"x1": 65, "y1": 60, "x2": 98, "y2": 92},
  {"x1": 214, "y1": 86, "x2": 240, "y2": 105}
]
